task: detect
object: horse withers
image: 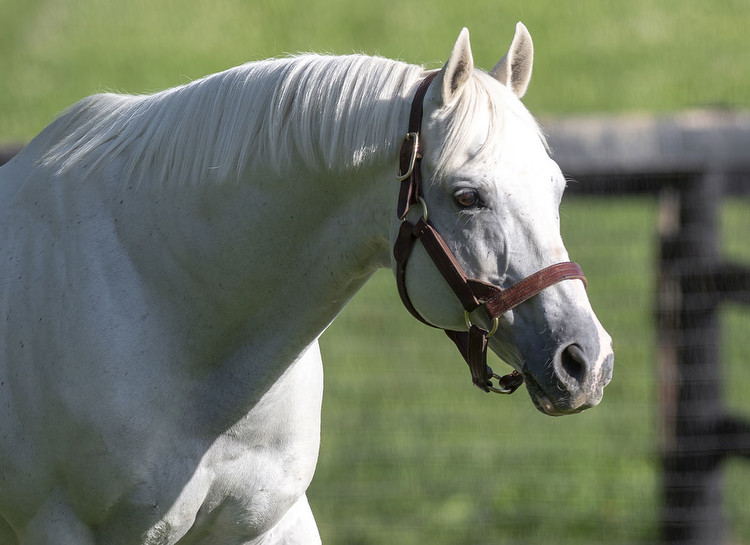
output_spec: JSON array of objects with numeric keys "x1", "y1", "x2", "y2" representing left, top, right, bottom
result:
[{"x1": 0, "y1": 23, "x2": 612, "y2": 544}]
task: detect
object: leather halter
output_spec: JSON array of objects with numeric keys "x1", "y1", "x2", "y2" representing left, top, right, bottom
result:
[{"x1": 393, "y1": 72, "x2": 587, "y2": 393}]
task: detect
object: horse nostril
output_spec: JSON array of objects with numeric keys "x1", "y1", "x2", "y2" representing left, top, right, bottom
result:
[{"x1": 558, "y1": 343, "x2": 588, "y2": 384}]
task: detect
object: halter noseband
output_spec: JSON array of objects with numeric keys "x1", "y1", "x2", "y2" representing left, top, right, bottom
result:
[{"x1": 393, "y1": 72, "x2": 587, "y2": 394}]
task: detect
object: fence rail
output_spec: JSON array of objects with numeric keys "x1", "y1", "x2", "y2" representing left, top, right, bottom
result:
[{"x1": 545, "y1": 110, "x2": 750, "y2": 188}]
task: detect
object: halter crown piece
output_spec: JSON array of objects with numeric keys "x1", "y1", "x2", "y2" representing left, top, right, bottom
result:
[{"x1": 393, "y1": 72, "x2": 588, "y2": 394}]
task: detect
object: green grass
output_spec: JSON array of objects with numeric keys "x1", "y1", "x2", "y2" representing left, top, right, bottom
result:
[
  {"x1": 2, "y1": 1, "x2": 750, "y2": 543},
  {"x1": 2, "y1": 0, "x2": 750, "y2": 141}
]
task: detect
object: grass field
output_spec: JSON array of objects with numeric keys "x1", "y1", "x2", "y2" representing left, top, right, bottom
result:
[
  {"x1": 2, "y1": 1, "x2": 750, "y2": 543},
  {"x1": 2, "y1": 0, "x2": 750, "y2": 141}
]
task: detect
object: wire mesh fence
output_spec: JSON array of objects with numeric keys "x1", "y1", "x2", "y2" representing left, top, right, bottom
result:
[{"x1": 312, "y1": 112, "x2": 750, "y2": 545}]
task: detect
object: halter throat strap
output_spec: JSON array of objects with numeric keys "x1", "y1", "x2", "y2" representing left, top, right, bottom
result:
[{"x1": 393, "y1": 72, "x2": 587, "y2": 393}]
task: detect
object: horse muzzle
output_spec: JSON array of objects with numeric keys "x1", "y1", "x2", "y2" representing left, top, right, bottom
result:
[{"x1": 523, "y1": 342, "x2": 614, "y2": 416}]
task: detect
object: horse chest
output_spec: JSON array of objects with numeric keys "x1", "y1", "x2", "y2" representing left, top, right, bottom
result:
[
  {"x1": 164, "y1": 440, "x2": 310, "y2": 543},
  {"x1": 143, "y1": 346, "x2": 324, "y2": 544}
]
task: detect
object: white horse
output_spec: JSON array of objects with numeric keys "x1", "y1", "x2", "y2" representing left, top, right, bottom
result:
[{"x1": 0, "y1": 24, "x2": 613, "y2": 544}]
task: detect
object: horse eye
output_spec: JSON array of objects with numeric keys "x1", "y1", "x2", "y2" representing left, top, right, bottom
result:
[{"x1": 454, "y1": 189, "x2": 482, "y2": 209}]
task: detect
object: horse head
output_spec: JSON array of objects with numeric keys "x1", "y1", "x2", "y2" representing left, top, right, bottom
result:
[{"x1": 391, "y1": 24, "x2": 614, "y2": 416}]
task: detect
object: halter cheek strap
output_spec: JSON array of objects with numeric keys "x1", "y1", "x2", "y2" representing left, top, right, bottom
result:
[{"x1": 393, "y1": 72, "x2": 587, "y2": 394}]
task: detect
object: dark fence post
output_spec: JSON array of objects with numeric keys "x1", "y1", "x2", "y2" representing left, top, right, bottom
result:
[
  {"x1": 657, "y1": 169, "x2": 750, "y2": 544},
  {"x1": 549, "y1": 111, "x2": 750, "y2": 544},
  {"x1": 658, "y1": 172, "x2": 724, "y2": 545}
]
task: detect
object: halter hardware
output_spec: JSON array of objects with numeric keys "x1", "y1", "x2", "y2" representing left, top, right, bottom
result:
[
  {"x1": 465, "y1": 311, "x2": 499, "y2": 337},
  {"x1": 393, "y1": 72, "x2": 587, "y2": 394},
  {"x1": 397, "y1": 132, "x2": 420, "y2": 181},
  {"x1": 406, "y1": 196, "x2": 428, "y2": 222}
]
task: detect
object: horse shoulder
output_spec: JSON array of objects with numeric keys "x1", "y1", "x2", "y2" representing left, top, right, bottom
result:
[{"x1": 194, "y1": 341, "x2": 323, "y2": 535}]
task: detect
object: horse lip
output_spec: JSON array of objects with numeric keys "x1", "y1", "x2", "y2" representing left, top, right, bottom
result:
[
  {"x1": 533, "y1": 394, "x2": 563, "y2": 416},
  {"x1": 523, "y1": 371, "x2": 587, "y2": 417},
  {"x1": 523, "y1": 372, "x2": 560, "y2": 416},
  {"x1": 530, "y1": 393, "x2": 587, "y2": 417},
  {"x1": 602, "y1": 353, "x2": 615, "y2": 387}
]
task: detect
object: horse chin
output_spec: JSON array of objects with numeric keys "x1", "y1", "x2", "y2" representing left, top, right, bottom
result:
[
  {"x1": 487, "y1": 337, "x2": 608, "y2": 416},
  {"x1": 529, "y1": 392, "x2": 588, "y2": 417},
  {"x1": 522, "y1": 371, "x2": 602, "y2": 417}
]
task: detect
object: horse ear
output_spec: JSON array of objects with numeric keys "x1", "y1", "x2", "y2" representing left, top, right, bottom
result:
[
  {"x1": 490, "y1": 22, "x2": 534, "y2": 98},
  {"x1": 435, "y1": 28, "x2": 474, "y2": 106}
]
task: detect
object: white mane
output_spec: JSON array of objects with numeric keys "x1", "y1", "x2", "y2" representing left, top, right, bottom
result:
[
  {"x1": 40, "y1": 55, "x2": 424, "y2": 186},
  {"x1": 38, "y1": 53, "x2": 544, "y2": 187}
]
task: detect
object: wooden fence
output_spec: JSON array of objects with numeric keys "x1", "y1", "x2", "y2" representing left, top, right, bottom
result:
[{"x1": 546, "y1": 109, "x2": 750, "y2": 545}]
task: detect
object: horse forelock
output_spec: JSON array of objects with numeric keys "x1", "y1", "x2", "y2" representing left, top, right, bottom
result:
[
  {"x1": 39, "y1": 55, "x2": 424, "y2": 186},
  {"x1": 427, "y1": 69, "x2": 548, "y2": 184}
]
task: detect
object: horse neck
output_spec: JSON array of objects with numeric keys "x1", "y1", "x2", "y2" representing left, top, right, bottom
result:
[
  {"x1": 118, "y1": 156, "x2": 400, "y2": 376},
  {"x1": 110, "y1": 62, "x2": 419, "y2": 397}
]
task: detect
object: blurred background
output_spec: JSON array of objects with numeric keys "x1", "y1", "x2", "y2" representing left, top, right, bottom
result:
[{"x1": 2, "y1": 1, "x2": 749, "y2": 544}]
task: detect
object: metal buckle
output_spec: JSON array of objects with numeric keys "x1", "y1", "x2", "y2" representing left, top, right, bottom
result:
[{"x1": 397, "y1": 132, "x2": 419, "y2": 181}]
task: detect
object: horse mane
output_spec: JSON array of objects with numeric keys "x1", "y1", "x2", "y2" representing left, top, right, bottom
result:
[
  {"x1": 38, "y1": 53, "x2": 544, "y2": 187},
  {"x1": 40, "y1": 55, "x2": 424, "y2": 186}
]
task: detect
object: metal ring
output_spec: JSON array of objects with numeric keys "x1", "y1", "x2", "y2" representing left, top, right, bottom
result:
[
  {"x1": 417, "y1": 197, "x2": 428, "y2": 221},
  {"x1": 487, "y1": 373, "x2": 514, "y2": 394},
  {"x1": 400, "y1": 196, "x2": 429, "y2": 223},
  {"x1": 397, "y1": 132, "x2": 419, "y2": 181},
  {"x1": 488, "y1": 372, "x2": 514, "y2": 394},
  {"x1": 464, "y1": 311, "x2": 499, "y2": 337}
]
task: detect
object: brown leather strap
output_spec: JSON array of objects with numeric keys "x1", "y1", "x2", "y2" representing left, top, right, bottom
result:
[
  {"x1": 444, "y1": 328, "x2": 490, "y2": 391},
  {"x1": 393, "y1": 220, "x2": 431, "y2": 326},
  {"x1": 482, "y1": 262, "x2": 587, "y2": 319},
  {"x1": 397, "y1": 71, "x2": 439, "y2": 220},
  {"x1": 444, "y1": 329, "x2": 524, "y2": 394},
  {"x1": 412, "y1": 218, "x2": 481, "y2": 311}
]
